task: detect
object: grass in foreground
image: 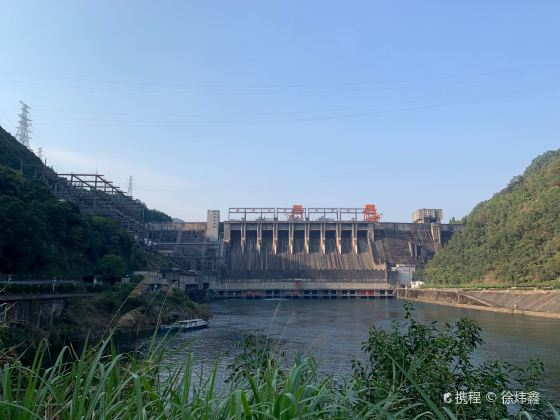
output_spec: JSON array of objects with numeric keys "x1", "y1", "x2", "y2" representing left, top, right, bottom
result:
[{"x1": 0, "y1": 304, "x2": 558, "y2": 419}]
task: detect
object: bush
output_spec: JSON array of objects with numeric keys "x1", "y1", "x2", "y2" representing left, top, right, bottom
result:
[
  {"x1": 98, "y1": 254, "x2": 127, "y2": 283},
  {"x1": 352, "y1": 303, "x2": 547, "y2": 418}
]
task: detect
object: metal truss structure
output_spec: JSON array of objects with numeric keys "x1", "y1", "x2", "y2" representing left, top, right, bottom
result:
[
  {"x1": 228, "y1": 205, "x2": 382, "y2": 223},
  {"x1": 31, "y1": 167, "x2": 149, "y2": 241}
]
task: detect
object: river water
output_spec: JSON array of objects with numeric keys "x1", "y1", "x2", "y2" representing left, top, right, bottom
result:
[{"x1": 160, "y1": 299, "x2": 560, "y2": 400}]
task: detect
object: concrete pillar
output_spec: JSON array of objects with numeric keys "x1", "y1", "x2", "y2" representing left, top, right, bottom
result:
[
  {"x1": 241, "y1": 223, "x2": 246, "y2": 254},
  {"x1": 336, "y1": 223, "x2": 342, "y2": 254},
  {"x1": 272, "y1": 223, "x2": 278, "y2": 255},
  {"x1": 304, "y1": 223, "x2": 310, "y2": 254},
  {"x1": 352, "y1": 224, "x2": 358, "y2": 254},
  {"x1": 256, "y1": 223, "x2": 262, "y2": 253},
  {"x1": 431, "y1": 223, "x2": 442, "y2": 251},
  {"x1": 223, "y1": 223, "x2": 231, "y2": 245},
  {"x1": 320, "y1": 223, "x2": 326, "y2": 254},
  {"x1": 367, "y1": 223, "x2": 375, "y2": 244},
  {"x1": 288, "y1": 223, "x2": 294, "y2": 254}
]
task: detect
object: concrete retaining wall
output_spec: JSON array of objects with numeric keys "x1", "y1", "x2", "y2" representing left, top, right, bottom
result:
[
  {"x1": 0, "y1": 299, "x2": 66, "y2": 327},
  {"x1": 0, "y1": 294, "x2": 95, "y2": 328},
  {"x1": 396, "y1": 288, "x2": 560, "y2": 318}
]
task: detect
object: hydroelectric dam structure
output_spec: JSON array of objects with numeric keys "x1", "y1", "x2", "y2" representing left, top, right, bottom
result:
[{"x1": 149, "y1": 206, "x2": 464, "y2": 299}]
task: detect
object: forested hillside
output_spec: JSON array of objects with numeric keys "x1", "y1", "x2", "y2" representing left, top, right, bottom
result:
[
  {"x1": 423, "y1": 150, "x2": 560, "y2": 285},
  {"x1": 0, "y1": 125, "x2": 171, "y2": 279},
  {"x1": 0, "y1": 125, "x2": 172, "y2": 222}
]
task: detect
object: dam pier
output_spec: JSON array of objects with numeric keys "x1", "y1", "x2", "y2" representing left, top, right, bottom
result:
[{"x1": 149, "y1": 206, "x2": 464, "y2": 299}]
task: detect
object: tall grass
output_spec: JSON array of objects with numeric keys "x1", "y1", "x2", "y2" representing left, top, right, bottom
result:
[
  {"x1": 1, "y1": 306, "x2": 558, "y2": 419},
  {"x1": 2, "y1": 333, "x2": 555, "y2": 419},
  {"x1": 0, "y1": 330, "x2": 411, "y2": 419}
]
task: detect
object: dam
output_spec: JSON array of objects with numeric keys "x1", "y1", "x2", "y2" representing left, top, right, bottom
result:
[{"x1": 149, "y1": 206, "x2": 464, "y2": 298}]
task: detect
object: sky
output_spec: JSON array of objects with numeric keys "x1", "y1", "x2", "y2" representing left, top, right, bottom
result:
[{"x1": 1, "y1": 1, "x2": 559, "y2": 222}]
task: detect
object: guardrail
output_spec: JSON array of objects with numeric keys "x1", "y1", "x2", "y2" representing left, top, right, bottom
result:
[{"x1": 0, "y1": 293, "x2": 97, "y2": 301}]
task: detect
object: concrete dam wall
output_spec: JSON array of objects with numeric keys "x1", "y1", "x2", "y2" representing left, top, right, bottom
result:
[
  {"x1": 148, "y1": 212, "x2": 463, "y2": 297},
  {"x1": 218, "y1": 221, "x2": 463, "y2": 296}
]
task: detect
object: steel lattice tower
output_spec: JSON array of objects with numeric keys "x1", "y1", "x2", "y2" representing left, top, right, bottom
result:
[{"x1": 16, "y1": 101, "x2": 32, "y2": 148}]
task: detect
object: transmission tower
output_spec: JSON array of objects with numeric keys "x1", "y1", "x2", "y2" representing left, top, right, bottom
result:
[
  {"x1": 128, "y1": 176, "x2": 133, "y2": 196},
  {"x1": 16, "y1": 101, "x2": 32, "y2": 148}
]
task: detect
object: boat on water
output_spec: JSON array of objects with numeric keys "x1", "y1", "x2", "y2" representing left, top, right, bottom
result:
[{"x1": 159, "y1": 318, "x2": 209, "y2": 332}]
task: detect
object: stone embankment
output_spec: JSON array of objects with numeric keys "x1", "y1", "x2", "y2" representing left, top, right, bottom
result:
[
  {"x1": 0, "y1": 294, "x2": 96, "y2": 327},
  {"x1": 396, "y1": 288, "x2": 560, "y2": 318}
]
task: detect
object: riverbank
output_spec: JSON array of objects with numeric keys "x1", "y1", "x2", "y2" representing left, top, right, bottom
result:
[
  {"x1": 1, "y1": 282, "x2": 208, "y2": 360},
  {"x1": 396, "y1": 288, "x2": 560, "y2": 318}
]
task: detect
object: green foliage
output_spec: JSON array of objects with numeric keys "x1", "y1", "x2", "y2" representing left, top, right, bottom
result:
[
  {"x1": 424, "y1": 149, "x2": 560, "y2": 285},
  {"x1": 225, "y1": 333, "x2": 287, "y2": 386},
  {"x1": 352, "y1": 303, "x2": 547, "y2": 418},
  {"x1": 144, "y1": 207, "x2": 172, "y2": 222},
  {"x1": 0, "y1": 126, "x2": 44, "y2": 174},
  {"x1": 0, "y1": 124, "x2": 172, "y2": 222},
  {"x1": 0, "y1": 304, "x2": 556, "y2": 419},
  {"x1": 0, "y1": 124, "x2": 173, "y2": 279},
  {"x1": 0, "y1": 337, "x2": 379, "y2": 419},
  {"x1": 0, "y1": 165, "x2": 169, "y2": 279},
  {"x1": 7, "y1": 283, "x2": 206, "y2": 356},
  {"x1": 98, "y1": 254, "x2": 127, "y2": 283}
]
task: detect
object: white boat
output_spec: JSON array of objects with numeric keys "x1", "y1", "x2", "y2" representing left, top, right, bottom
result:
[{"x1": 159, "y1": 318, "x2": 208, "y2": 332}]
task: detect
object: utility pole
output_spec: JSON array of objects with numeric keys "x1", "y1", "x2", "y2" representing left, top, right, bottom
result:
[
  {"x1": 16, "y1": 101, "x2": 32, "y2": 149},
  {"x1": 128, "y1": 176, "x2": 133, "y2": 196}
]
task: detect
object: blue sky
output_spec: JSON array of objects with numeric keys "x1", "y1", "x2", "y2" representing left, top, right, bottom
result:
[{"x1": 1, "y1": 1, "x2": 559, "y2": 222}]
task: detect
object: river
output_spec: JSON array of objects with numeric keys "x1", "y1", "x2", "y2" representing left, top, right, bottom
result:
[{"x1": 159, "y1": 298, "x2": 560, "y2": 401}]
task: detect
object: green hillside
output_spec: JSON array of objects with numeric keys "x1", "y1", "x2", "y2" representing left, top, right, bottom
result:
[
  {"x1": 0, "y1": 125, "x2": 170, "y2": 279},
  {"x1": 423, "y1": 150, "x2": 560, "y2": 285},
  {"x1": 0, "y1": 126, "x2": 44, "y2": 172},
  {"x1": 0, "y1": 125, "x2": 172, "y2": 222}
]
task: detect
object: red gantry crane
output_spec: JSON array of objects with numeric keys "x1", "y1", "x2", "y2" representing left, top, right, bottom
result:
[
  {"x1": 288, "y1": 204, "x2": 305, "y2": 221},
  {"x1": 363, "y1": 204, "x2": 382, "y2": 223}
]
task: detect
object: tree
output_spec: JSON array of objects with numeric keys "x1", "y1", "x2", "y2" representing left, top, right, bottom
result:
[
  {"x1": 352, "y1": 303, "x2": 546, "y2": 418},
  {"x1": 98, "y1": 254, "x2": 127, "y2": 283}
]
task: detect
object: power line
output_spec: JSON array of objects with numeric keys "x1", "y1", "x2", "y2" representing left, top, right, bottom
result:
[
  {"x1": 1, "y1": 68, "x2": 518, "y2": 87},
  {"x1": 0, "y1": 68, "x2": 529, "y2": 96},
  {"x1": 0, "y1": 106, "x2": 16, "y2": 130},
  {"x1": 28, "y1": 78, "x2": 560, "y2": 129},
  {"x1": 23, "y1": 73, "x2": 558, "y2": 129}
]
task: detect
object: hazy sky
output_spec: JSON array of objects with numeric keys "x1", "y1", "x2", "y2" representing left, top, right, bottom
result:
[{"x1": 1, "y1": 1, "x2": 559, "y2": 222}]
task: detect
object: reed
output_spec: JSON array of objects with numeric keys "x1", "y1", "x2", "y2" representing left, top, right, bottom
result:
[{"x1": 0, "y1": 331, "x2": 409, "y2": 419}]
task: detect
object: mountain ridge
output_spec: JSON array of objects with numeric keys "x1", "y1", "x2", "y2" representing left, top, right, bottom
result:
[{"x1": 423, "y1": 149, "x2": 560, "y2": 285}]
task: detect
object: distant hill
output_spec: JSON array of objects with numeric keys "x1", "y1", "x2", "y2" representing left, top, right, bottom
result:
[
  {"x1": 145, "y1": 208, "x2": 172, "y2": 223},
  {"x1": 423, "y1": 150, "x2": 560, "y2": 285},
  {"x1": 0, "y1": 125, "x2": 171, "y2": 278}
]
